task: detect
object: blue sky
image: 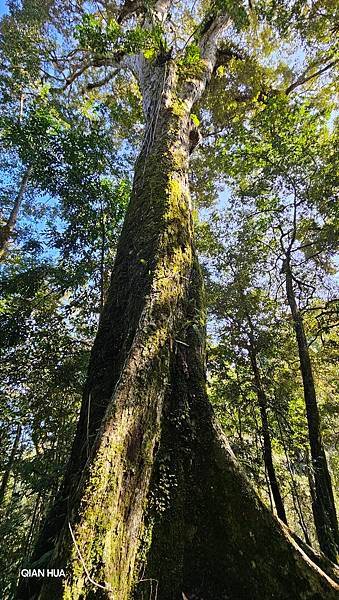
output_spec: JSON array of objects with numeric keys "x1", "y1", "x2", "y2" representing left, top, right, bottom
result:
[{"x1": 0, "y1": 1, "x2": 8, "y2": 17}]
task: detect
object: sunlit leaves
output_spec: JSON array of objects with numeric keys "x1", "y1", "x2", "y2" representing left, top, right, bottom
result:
[{"x1": 75, "y1": 13, "x2": 165, "y2": 56}]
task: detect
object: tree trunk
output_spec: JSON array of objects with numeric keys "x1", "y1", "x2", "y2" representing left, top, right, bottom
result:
[
  {"x1": 0, "y1": 423, "x2": 22, "y2": 506},
  {"x1": 22, "y1": 493, "x2": 42, "y2": 560},
  {"x1": 0, "y1": 165, "x2": 32, "y2": 261},
  {"x1": 17, "y1": 63, "x2": 339, "y2": 599},
  {"x1": 99, "y1": 204, "x2": 106, "y2": 314},
  {"x1": 134, "y1": 271, "x2": 338, "y2": 600},
  {"x1": 276, "y1": 412, "x2": 312, "y2": 545},
  {"x1": 284, "y1": 257, "x2": 339, "y2": 562},
  {"x1": 248, "y1": 344, "x2": 288, "y2": 524}
]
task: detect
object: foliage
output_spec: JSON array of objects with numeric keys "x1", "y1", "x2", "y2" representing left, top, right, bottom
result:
[
  {"x1": 0, "y1": 0, "x2": 338, "y2": 595},
  {"x1": 197, "y1": 93, "x2": 338, "y2": 546},
  {"x1": 75, "y1": 14, "x2": 165, "y2": 56}
]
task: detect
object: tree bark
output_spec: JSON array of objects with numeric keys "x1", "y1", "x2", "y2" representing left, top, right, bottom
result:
[
  {"x1": 22, "y1": 493, "x2": 42, "y2": 560},
  {"x1": 276, "y1": 412, "x2": 312, "y2": 545},
  {"x1": 17, "y1": 61, "x2": 339, "y2": 600},
  {"x1": 247, "y1": 343, "x2": 288, "y2": 524},
  {"x1": 135, "y1": 277, "x2": 339, "y2": 599},
  {"x1": 284, "y1": 257, "x2": 339, "y2": 562},
  {"x1": 0, "y1": 423, "x2": 22, "y2": 506},
  {"x1": 0, "y1": 165, "x2": 32, "y2": 261}
]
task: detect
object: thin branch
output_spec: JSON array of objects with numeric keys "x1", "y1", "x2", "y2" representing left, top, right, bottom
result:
[
  {"x1": 51, "y1": 56, "x2": 123, "y2": 93},
  {"x1": 82, "y1": 69, "x2": 118, "y2": 92},
  {"x1": 285, "y1": 59, "x2": 338, "y2": 95},
  {"x1": 230, "y1": 56, "x2": 337, "y2": 107},
  {"x1": 308, "y1": 322, "x2": 339, "y2": 347}
]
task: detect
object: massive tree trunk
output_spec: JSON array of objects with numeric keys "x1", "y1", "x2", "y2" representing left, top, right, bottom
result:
[
  {"x1": 17, "y1": 59, "x2": 339, "y2": 600},
  {"x1": 284, "y1": 256, "x2": 339, "y2": 563}
]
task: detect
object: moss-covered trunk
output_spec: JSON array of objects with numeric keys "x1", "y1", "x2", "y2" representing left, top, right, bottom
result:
[
  {"x1": 18, "y1": 62, "x2": 197, "y2": 599},
  {"x1": 17, "y1": 61, "x2": 339, "y2": 600},
  {"x1": 135, "y1": 262, "x2": 338, "y2": 600}
]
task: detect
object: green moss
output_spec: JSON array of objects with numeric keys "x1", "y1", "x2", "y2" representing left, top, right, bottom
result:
[
  {"x1": 171, "y1": 147, "x2": 187, "y2": 170},
  {"x1": 178, "y1": 59, "x2": 208, "y2": 82},
  {"x1": 171, "y1": 98, "x2": 189, "y2": 118},
  {"x1": 190, "y1": 113, "x2": 200, "y2": 127},
  {"x1": 40, "y1": 104, "x2": 198, "y2": 600}
]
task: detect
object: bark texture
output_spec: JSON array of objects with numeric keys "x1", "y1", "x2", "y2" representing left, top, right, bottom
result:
[
  {"x1": 0, "y1": 424, "x2": 22, "y2": 505},
  {"x1": 134, "y1": 264, "x2": 338, "y2": 600},
  {"x1": 17, "y1": 57, "x2": 339, "y2": 600},
  {"x1": 248, "y1": 342, "x2": 288, "y2": 524},
  {"x1": 0, "y1": 165, "x2": 32, "y2": 261},
  {"x1": 284, "y1": 257, "x2": 339, "y2": 562}
]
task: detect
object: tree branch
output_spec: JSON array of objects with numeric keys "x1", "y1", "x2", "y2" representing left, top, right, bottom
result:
[
  {"x1": 227, "y1": 55, "x2": 338, "y2": 108},
  {"x1": 51, "y1": 54, "x2": 124, "y2": 92},
  {"x1": 117, "y1": 0, "x2": 172, "y2": 26},
  {"x1": 82, "y1": 69, "x2": 119, "y2": 92},
  {"x1": 178, "y1": 12, "x2": 231, "y2": 107},
  {"x1": 199, "y1": 14, "x2": 231, "y2": 62},
  {"x1": 285, "y1": 58, "x2": 338, "y2": 95},
  {"x1": 117, "y1": 0, "x2": 144, "y2": 24},
  {"x1": 153, "y1": 0, "x2": 173, "y2": 23}
]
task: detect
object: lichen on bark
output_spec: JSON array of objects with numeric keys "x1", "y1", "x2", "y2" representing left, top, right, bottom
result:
[
  {"x1": 33, "y1": 90, "x2": 198, "y2": 600},
  {"x1": 133, "y1": 260, "x2": 339, "y2": 600}
]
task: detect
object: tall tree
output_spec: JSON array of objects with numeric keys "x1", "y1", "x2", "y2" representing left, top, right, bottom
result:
[
  {"x1": 12, "y1": 2, "x2": 339, "y2": 599},
  {"x1": 281, "y1": 230, "x2": 339, "y2": 561},
  {"x1": 0, "y1": 423, "x2": 22, "y2": 505}
]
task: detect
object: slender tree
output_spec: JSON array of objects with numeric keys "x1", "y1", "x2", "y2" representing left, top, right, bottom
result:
[
  {"x1": 0, "y1": 423, "x2": 22, "y2": 505},
  {"x1": 246, "y1": 314, "x2": 287, "y2": 524},
  {"x1": 205, "y1": 89, "x2": 339, "y2": 561},
  {"x1": 0, "y1": 166, "x2": 32, "y2": 260},
  {"x1": 282, "y1": 245, "x2": 339, "y2": 561}
]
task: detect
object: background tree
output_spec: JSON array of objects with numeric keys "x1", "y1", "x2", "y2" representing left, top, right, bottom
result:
[{"x1": 207, "y1": 96, "x2": 339, "y2": 560}]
